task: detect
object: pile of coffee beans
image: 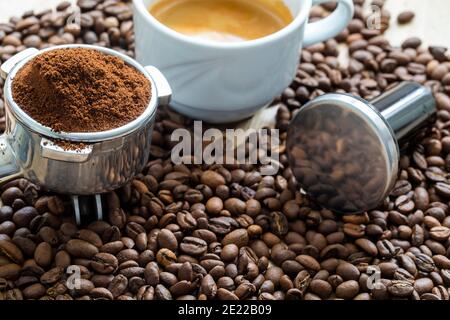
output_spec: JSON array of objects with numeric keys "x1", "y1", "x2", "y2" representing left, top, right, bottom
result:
[{"x1": 1, "y1": 0, "x2": 450, "y2": 300}]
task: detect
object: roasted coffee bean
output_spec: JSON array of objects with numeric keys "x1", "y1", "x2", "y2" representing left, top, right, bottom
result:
[
  {"x1": 221, "y1": 244, "x2": 239, "y2": 262},
  {"x1": 0, "y1": 240, "x2": 24, "y2": 264},
  {"x1": 91, "y1": 253, "x2": 118, "y2": 274},
  {"x1": 23, "y1": 283, "x2": 46, "y2": 299},
  {"x1": 309, "y1": 279, "x2": 332, "y2": 299},
  {"x1": 180, "y1": 237, "x2": 207, "y2": 256},
  {"x1": 40, "y1": 267, "x2": 64, "y2": 285},
  {"x1": 144, "y1": 262, "x2": 159, "y2": 286},
  {"x1": 222, "y1": 229, "x2": 249, "y2": 248},
  {"x1": 12, "y1": 207, "x2": 38, "y2": 227},
  {"x1": 388, "y1": 280, "x2": 414, "y2": 297},
  {"x1": 377, "y1": 240, "x2": 399, "y2": 258},
  {"x1": 155, "y1": 284, "x2": 172, "y2": 300},
  {"x1": 336, "y1": 262, "x2": 360, "y2": 281},
  {"x1": 397, "y1": 11, "x2": 415, "y2": 24},
  {"x1": 108, "y1": 275, "x2": 128, "y2": 298},
  {"x1": 0, "y1": 264, "x2": 21, "y2": 280},
  {"x1": 65, "y1": 239, "x2": 98, "y2": 259},
  {"x1": 414, "y1": 253, "x2": 436, "y2": 273},
  {"x1": 12, "y1": 236, "x2": 36, "y2": 257},
  {"x1": 34, "y1": 242, "x2": 52, "y2": 267},
  {"x1": 335, "y1": 280, "x2": 359, "y2": 299},
  {"x1": 217, "y1": 288, "x2": 239, "y2": 300},
  {"x1": 270, "y1": 211, "x2": 289, "y2": 236},
  {"x1": 156, "y1": 248, "x2": 177, "y2": 268},
  {"x1": 1, "y1": 188, "x2": 23, "y2": 206}
]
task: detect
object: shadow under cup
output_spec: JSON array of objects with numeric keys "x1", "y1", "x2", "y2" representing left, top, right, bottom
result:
[{"x1": 133, "y1": 0, "x2": 307, "y2": 123}]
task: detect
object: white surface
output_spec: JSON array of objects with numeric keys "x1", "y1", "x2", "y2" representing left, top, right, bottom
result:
[{"x1": 384, "y1": 0, "x2": 450, "y2": 48}]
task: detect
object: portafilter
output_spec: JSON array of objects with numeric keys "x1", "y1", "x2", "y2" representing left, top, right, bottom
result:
[{"x1": 0, "y1": 45, "x2": 172, "y2": 225}]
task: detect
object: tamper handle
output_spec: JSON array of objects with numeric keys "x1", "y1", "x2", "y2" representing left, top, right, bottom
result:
[{"x1": 371, "y1": 82, "x2": 436, "y2": 143}]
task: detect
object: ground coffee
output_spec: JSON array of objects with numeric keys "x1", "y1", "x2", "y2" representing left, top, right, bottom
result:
[{"x1": 12, "y1": 47, "x2": 151, "y2": 133}]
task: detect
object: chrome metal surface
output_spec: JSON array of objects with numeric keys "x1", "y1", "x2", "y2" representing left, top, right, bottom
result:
[
  {"x1": 372, "y1": 82, "x2": 436, "y2": 143},
  {"x1": 0, "y1": 48, "x2": 38, "y2": 80},
  {"x1": 40, "y1": 138, "x2": 93, "y2": 163},
  {"x1": 287, "y1": 93, "x2": 399, "y2": 214},
  {"x1": 145, "y1": 66, "x2": 172, "y2": 105},
  {"x1": 287, "y1": 82, "x2": 436, "y2": 214},
  {"x1": 72, "y1": 195, "x2": 105, "y2": 225},
  {"x1": 0, "y1": 44, "x2": 172, "y2": 195}
]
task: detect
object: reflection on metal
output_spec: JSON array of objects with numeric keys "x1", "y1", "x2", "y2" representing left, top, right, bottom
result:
[{"x1": 287, "y1": 82, "x2": 436, "y2": 214}]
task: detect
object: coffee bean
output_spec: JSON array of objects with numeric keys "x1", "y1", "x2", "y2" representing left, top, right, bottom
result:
[
  {"x1": 397, "y1": 11, "x2": 415, "y2": 24},
  {"x1": 206, "y1": 197, "x2": 223, "y2": 215},
  {"x1": 40, "y1": 267, "x2": 64, "y2": 284},
  {"x1": 179, "y1": 237, "x2": 207, "y2": 256},
  {"x1": 217, "y1": 288, "x2": 239, "y2": 300},
  {"x1": 221, "y1": 244, "x2": 238, "y2": 262},
  {"x1": 154, "y1": 284, "x2": 172, "y2": 300},
  {"x1": 0, "y1": 264, "x2": 21, "y2": 280},
  {"x1": 0, "y1": 240, "x2": 24, "y2": 264},
  {"x1": 200, "y1": 170, "x2": 225, "y2": 189},
  {"x1": 157, "y1": 229, "x2": 178, "y2": 251},
  {"x1": 336, "y1": 262, "x2": 360, "y2": 281},
  {"x1": 414, "y1": 253, "x2": 436, "y2": 273},
  {"x1": 428, "y1": 226, "x2": 450, "y2": 241},
  {"x1": 270, "y1": 211, "x2": 288, "y2": 236},
  {"x1": 12, "y1": 207, "x2": 37, "y2": 227},
  {"x1": 107, "y1": 274, "x2": 128, "y2": 298},
  {"x1": 12, "y1": 236, "x2": 36, "y2": 257},
  {"x1": 335, "y1": 280, "x2": 359, "y2": 299},
  {"x1": 377, "y1": 240, "x2": 399, "y2": 258},
  {"x1": 91, "y1": 252, "x2": 118, "y2": 274},
  {"x1": 429, "y1": 46, "x2": 448, "y2": 62},
  {"x1": 296, "y1": 255, "x2": 320, "y2": 272},
  {"x1": 309, "y1": 279, "x2": 332, "y2": 299},
  {"x1": 156, "y1": 248, "x2": 177, "y2": 268},
  {"x1": 402, "y1": 37, "x2": 422, "y2": 49},
  {"x1": 221, "y1": 229, "x2": 249, "y2": 248},
  {"x1": 34, "y1": 242, "x2": 52, "y2": 267},
  {"x1": 388, "y1": 280, "x2": 414, "y2": 297},
  {"x1": 65, "y1": 239, "x2": 99, "y2": 259}
]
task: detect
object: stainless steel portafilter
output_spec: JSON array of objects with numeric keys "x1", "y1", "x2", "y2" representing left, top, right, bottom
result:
[{"x1": 287, "y1": 82, "x2": 436, "y2": 214}]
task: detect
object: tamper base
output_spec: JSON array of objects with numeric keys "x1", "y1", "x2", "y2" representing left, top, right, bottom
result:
[{"x1": 287, "y1": 93, "x2": 399, "y2": 214}]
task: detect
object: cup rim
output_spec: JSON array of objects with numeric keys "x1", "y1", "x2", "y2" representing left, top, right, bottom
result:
[
  {"x1": 133, "y1": 0, "x2": 312, "y2": 49},
  {"x1": 5, "y1": 44, "x2": 158, "y2": 143}
]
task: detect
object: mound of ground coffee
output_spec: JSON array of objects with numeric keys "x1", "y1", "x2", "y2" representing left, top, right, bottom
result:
[{"x1": 12, "y1": 48, "x2": 151, "y2": 133}]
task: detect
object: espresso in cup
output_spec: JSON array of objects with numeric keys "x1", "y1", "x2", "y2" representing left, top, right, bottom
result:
[{"x1": 149, "y1": 0, "x2": 293, "y2": 42}]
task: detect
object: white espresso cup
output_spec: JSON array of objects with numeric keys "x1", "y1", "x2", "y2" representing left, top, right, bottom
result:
[{"x1": 133, "y1": 0, "x2": 354, "y2": 123}]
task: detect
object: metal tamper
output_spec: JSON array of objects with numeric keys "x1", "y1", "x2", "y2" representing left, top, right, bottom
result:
[{"x1": 287, "y1": 82, "x2": 436, "y2": 214}]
